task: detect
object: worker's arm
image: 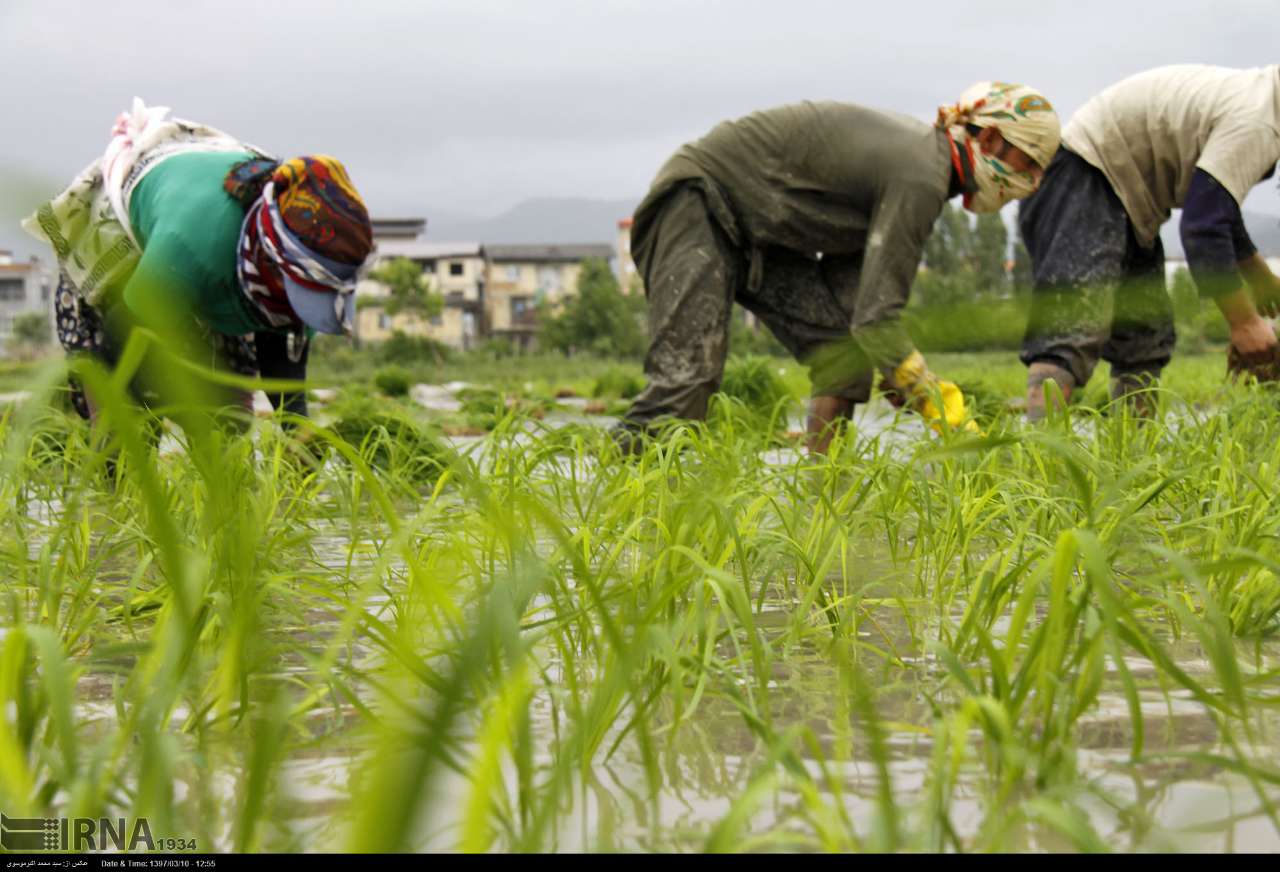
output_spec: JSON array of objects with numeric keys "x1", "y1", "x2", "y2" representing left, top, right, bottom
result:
[
  {"x1": 810, "y1": 182, "x2": 939, "y2": 392},
  {"x1": 852, "y1": 184, "x2": 976, "y2": 431},
  {"x1": 808, "y1": 181, "x2": 977, "y2": 439},
  {"x1": 1240, "y1": 251, "x2": 1280, "y2": 318},
  {"x1": 255, "y1": 329, "x2": 310, "y2": 421},
  {"x1": 845, "y1": 182, "x2": 939, "y2": 377},
  {"x1": 1181, "y1": 169, "x2": 1278, "y2": 355},
  {"x1": 1215, "y1": 286, "x2": 1276, "y2": 356}
]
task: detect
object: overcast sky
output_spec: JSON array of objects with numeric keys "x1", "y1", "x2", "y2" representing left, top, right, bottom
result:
[{"x1": 2, "y1": 0, "x2": 1278, "y2": 257}]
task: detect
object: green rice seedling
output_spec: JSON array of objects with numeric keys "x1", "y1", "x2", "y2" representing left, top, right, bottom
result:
[
  {"x1": 329, "y1": 397, "x2": 449, "y2": 489},
  {"x1": 3, "y1": 343, "x2": 1280, "y2": 855},
  {"x1": 715, "y1": 355, "x2": 795, "y2": 433},
  {"x1": 456, "y1": 387, "x2": 507, "y2": 431}
]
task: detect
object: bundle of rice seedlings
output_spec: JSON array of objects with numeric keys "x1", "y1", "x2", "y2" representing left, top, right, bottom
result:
[
  {"x1": 328, "y1": 395, "x2": 447, "y2": 486},
  {"x1": 717, "y1": 354, "x2": 794, "y2": 430}
]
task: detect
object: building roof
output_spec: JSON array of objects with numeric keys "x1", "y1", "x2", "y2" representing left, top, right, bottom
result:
[
  {"x1": 374, "y1": 240, "x2": 484, "y2": 260},
  {"x1": 485, "y1": 244, "x2": 614, "y2": 263},
  {"x1": 371, "y1": 218, "x2": 428, "y2": 240}
]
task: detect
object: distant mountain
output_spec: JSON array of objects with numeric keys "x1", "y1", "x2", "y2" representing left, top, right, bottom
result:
[
  {"x1": 426, "y1": 196, "x2": 641, "y2": 245},
  {"x1": 1161, "y1": 210, "x2": 1280, "y2": 258}
]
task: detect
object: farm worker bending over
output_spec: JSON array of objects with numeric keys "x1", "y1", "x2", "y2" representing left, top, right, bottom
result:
[
  {"x1": 614, "y1": 83, "x2": 1061, "y2": 454},
  {"x1": 1020, "y1": 65, "x2": 1280, "y2": 420},
  {"x1": 25, "y1": 98, "x2": 373, "y2": 428}
]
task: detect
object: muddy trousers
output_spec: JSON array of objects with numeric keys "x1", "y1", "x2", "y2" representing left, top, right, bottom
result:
[
  {"x1": 1019, "y1": 148, "x2": 1176, "y2": 389},
  {"x1": 623, "y1": 184, "x2": 868, "y2": 428}
]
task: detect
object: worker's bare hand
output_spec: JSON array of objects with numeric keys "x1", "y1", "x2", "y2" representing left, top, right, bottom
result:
[
  {"x1": 1228, "y1": 315, "x2": 1280, "y2": 383},
  {"x1": 1229, "y1": 314, "x2": 1279, "y2": 356}
]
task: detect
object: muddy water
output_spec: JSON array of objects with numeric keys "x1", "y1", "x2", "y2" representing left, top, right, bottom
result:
[
  {"x1": 525, "y1": 635, "x2": 1279, "y2": 852},
  {"x1": 73, "y1": 540, "x2": 1278, "y2": 853}
]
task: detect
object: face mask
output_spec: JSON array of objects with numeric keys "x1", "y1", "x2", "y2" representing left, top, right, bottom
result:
[{"x1": 965, "y1": 148, "x2": 1040, "y2": 213}]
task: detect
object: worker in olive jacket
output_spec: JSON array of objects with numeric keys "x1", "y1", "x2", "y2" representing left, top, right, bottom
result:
[{"x1": 616, "y1": 82, "x2": 1061, "y2": 452}]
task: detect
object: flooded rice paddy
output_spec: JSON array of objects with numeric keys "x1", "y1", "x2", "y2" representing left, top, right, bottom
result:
[{"x1": 5, "y1": 372, "x2": 1280, "y2": 852}]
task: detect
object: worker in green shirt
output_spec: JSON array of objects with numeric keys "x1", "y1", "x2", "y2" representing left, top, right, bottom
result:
[
  {"x1": 27, "y1": 99, "x2": 372, "y2": 429},
  {"x1": 615, "y1": 82, "x2": 1061, "y2": 453}
]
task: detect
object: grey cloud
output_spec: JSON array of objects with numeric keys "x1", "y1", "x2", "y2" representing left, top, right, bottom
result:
[{"x1": 2, "y1": 0, "x2": 1278, "y2": 258}]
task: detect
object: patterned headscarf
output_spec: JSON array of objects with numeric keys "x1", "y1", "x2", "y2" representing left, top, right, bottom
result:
[
  {"x1": 272, "y1": 156, "x2": 372, "y2": 265},
  {"x1": 228, "y1": 155, "x2": 372, "y2": 331},
  {"x1": 936, "y1": 81, "x2": 1060, "y2": 170}
]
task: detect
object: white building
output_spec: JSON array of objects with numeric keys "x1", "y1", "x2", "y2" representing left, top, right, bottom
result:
[
  {"x1": 357, "y1": 228, "x2": 486, "y2": 350},
  {"x1": 0, "y1": 251, "x2": 53, "y2": 352}
]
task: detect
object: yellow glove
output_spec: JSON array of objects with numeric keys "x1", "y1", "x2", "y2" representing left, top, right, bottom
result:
[
  {"x1": 890, "y1": 351, "x2": 980, "y2": 435},
  {"x1": 918, "y1": 380, "x2": 981, "y2": 434}
]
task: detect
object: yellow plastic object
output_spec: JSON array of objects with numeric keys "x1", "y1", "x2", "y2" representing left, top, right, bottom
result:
[
  {"x1": 891, "y1": 352, "x2": 979, "y2": 434},
  {"x1": 918, "y1": 380, "x2": 981, "y2": 434},
  {"x1": 892, "y1": 350, "x2": 930, "y2": 390}
]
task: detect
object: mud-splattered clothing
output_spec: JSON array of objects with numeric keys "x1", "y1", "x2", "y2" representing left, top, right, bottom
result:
[
  {"x1": 623, "y1": 101, "x2": 953, "y2": 426},
  {"x1": 624, "y1": 185, "x2": 883, "y2": 425},
  {"x1": 1019, "y1": 147, "x2": 1175, "y2": 387}
]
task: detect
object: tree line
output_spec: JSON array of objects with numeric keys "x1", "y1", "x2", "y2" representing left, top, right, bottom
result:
[{"x1": 913, "y1": 205, "x2": 1032, "y2": 308}]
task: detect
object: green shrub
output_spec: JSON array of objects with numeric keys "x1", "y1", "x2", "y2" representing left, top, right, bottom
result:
[
  {"x1": 474, "y1": 338, "x2": 516, "y2": 360},
  {"x1": 374, "y1": 366, "x2": 411, "y2": 397},
  {"x1": 591, "y1": 367, "x2": 646, "y2": 400},
  {"x1": 540, "y1": 259, "x2": 646, "y2": 357},
  {"x1": 311, "y1": 334, "x2": 358, "y2": 372},
  {"x1": 905, "y1": 297, "x2": 1030, "y2": 353},
  {"x1": 376, "y1": 331, "x2": 452, "y2": 365}
]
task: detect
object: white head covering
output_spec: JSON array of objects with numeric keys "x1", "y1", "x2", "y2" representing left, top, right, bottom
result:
[
  {"x1": 937, "y1": 82, "x2": 1061, "y2": 212},
  {"x1": 937, "y1": 81, "x2": 1061, "y2": 168}
]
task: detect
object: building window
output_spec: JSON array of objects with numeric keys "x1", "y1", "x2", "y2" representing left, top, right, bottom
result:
[
  {"x1": 505, "y1": 265, "x2": 520, "y2": 281},
  {"x1": 537, "y1": 267, "x2": 561, "y2": 293},
  {"x1": 510, "y1": 297, "x2": 533, "y2": 323},
  {"x1": 430, "y1": 312, "x2": 443, "y2": 326},
  {"x1": 0, "y1": 279, "x2": 24, "y2": 302},
  {"x1": 378, "y1": 312, "x2": 390, "y2": 330},
  {"x1": 448, "y1": 262, "x2": 464, "y2": 277},
  {"x1": 421, "y1": 261, "x2": 436, "y2": 274}
]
